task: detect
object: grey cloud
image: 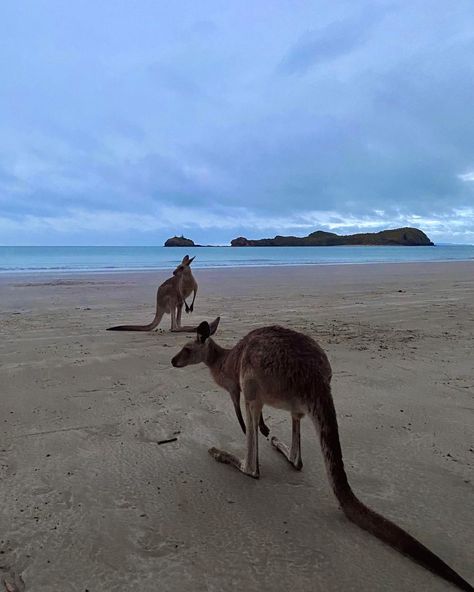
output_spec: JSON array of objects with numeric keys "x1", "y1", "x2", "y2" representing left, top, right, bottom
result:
[
  {"x1": 278, "y1": 6, "x2": 387, "y2": 75},
  {"x1": 149, "y1": 63, "x2": 204, "y2": 97}
]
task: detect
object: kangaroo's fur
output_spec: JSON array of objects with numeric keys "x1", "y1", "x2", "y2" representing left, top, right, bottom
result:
[
  {"x1": 171, "y1": 321, "x2": 473, "y2": 592},
  {"x1": 107, "y1": 255, "x2": 198, "y2": 332}
]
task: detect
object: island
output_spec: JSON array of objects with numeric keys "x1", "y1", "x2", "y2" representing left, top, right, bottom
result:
[
  {"x1": 164, "y1": 235, "x2": 196, "y2": 247},
  {"x1": 231, "y1": 227, "x2": 434, "y2": 247}
]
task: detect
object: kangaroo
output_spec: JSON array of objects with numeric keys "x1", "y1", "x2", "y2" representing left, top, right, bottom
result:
[
  {"x1": 171, "y1": 320, "x2": 473, "y2": 592},
  {"x1": 107, "y1": 255, "x2": 198, "y2": 332}
]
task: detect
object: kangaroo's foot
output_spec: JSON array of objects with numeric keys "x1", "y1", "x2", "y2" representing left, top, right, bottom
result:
[
  {"x1": 171, "y1": 325, "x2": 197, "y2": 333},
  {"x1": 208, "y1": 447, "x2": 259, "y2": 479},
  {"x1": 270, "y1": 436, "x2": 303, "y2": 470}
]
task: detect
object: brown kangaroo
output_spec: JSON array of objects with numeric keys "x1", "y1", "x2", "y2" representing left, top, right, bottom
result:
[
  {"x1": 171, "y1": 320, "x2": 473, "y2": 591},
  {"x1": 107, "y1": 255, "x2": 198, "y2": 332}
]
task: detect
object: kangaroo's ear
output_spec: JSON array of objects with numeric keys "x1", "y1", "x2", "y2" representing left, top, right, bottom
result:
[
  {"x1": 181, "y1": 255, "x2": 190, "y2": 264},
  {"x1": 186, "y1": 256, "x2": 196, "y2": 265},
  {"x1": 196, "y1": 321, "x2": 211, "y2": 343},
  {"x1": 208, "y1": 316, "x2": 220, "y2": 336}
]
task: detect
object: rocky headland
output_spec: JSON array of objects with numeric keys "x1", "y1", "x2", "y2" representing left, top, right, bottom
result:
[{"x1": 231, "y1": 227, "x2": 434, "y2": 247}]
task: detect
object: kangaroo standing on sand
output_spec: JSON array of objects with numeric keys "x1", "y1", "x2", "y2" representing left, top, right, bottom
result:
[
  {"x1": 171, "y1": 320, "x2": 473, "y2": 591},
  {"x1": 107, "y1": 255, "x2": 198, "y2": 332}
]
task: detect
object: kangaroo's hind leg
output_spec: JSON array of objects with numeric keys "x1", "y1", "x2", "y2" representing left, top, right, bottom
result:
[
  {"x1": 229, "y1": 387, "x2": 269, "y2": 437},
  {"x1": 271, "y1": 414, "x2": 303, "y2": 470},
  {"x1": 171, "y1": 300, "x2": 199, "y2": 332},
  {"x1": 176, "y1": 302, "x2": 183, "y2": 328},
  {"x1": 209, "y1": 380, "x2": 262, "y2": 478},
  {"x1": 170, "y1": 306, "x2": 178, "y2": 332}
]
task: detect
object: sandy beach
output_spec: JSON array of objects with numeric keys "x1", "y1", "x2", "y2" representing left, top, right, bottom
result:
[{"x1": 0, "y1": 262, "x2": 473, "y2": 592}]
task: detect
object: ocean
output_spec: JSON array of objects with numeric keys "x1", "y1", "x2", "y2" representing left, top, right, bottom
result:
[{"x1": 0, "y1": 245, "x2": 473, "y2": 275}]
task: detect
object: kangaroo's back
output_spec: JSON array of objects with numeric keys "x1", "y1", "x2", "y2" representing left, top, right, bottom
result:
[
  {"x1": 157, "y1": 275, "x2": 184, "y2": 308},
  {"x1": 226, "y1": 325, "x2": 332, "y2": 395}
]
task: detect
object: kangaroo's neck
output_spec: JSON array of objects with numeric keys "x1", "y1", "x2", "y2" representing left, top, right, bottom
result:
[
  {"x1": 204, "y1": 339, "x2": 232, "y2": 385},
  {"x1": 182, "y1": 268, "x2": 194, "y2": 281}
]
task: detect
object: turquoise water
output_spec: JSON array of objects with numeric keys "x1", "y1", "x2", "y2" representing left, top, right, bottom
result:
[{"x1": 0, "y1": 245, "x2": 473, "y2": 274}]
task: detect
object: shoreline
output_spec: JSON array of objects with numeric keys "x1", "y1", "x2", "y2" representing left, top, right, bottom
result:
[
  {"x1": 1, "y1": 244, "x2": 473, "y2": 278},
  {"x1": 1, "y1": 258, "x2": 474, "y2": 283}
]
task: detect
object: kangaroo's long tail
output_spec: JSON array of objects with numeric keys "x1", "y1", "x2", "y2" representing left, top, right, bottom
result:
[
  {"x1": 310, "y1": 385, "x2": 473, "y2": 591},
  {"x1": 107, "y1": 310, "x2": 164, "y2": 332}
]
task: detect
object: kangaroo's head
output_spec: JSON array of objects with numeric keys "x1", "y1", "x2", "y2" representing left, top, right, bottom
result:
[
  {"x1": 171, "y1": 317, "x2": 220, "y2": 368},
  {"x1": 173, "y1": 254, "x2": 195, "y2": 276}
]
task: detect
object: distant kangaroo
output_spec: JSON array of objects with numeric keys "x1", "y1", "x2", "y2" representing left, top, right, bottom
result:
[
  {"x1": 171, "y1": 320, "x2": 473, "y2": 591},
  {"x1": 107, "y1": 255, "x2": 198, "y2": 332}
]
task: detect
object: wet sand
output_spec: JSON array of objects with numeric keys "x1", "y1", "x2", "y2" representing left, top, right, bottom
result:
[{"x1": 0, "y1": 262, "x2": 473, "y2": 591}]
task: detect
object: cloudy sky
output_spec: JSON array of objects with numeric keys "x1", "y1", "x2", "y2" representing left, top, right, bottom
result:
[{"x1": 1, "y1": 0, "x2": 474, "y2": 245}]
